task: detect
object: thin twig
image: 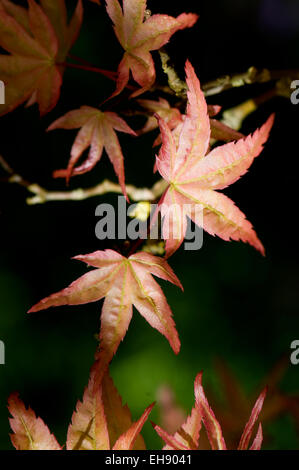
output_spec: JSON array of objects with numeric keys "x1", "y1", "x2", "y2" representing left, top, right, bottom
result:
[
  {"x1": 0, "y1": 155, "x2": 167, "y2": 205},
  {"x1": 202, "y1": 66, "x2": 299, "y2": 96},
  {"x1": 159, "y1": 50, "x2": 187, "y2": 97},
  {"x1": 1, "y1": 62, "x2": 297, "y2": 207},
  {"x1": 155, "y1": 63, "x2": 299, "y2": 98},
  {"x1": 63, "y1": 55, "x2": 299, "y2": 100}
]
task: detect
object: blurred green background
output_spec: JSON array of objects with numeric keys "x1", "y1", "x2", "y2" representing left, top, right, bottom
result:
[{"x1": 1, "y1": 0, "x2": 299, "y2": 450}]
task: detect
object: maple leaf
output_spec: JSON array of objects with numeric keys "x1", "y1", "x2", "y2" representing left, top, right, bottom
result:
[
  {"x1": 153, "y1": 372, "x2": 267, "y2": 450},
  {"x1": 0, "y1": 0, "x2": 83, "y2": 116},
  {"x1": 8, "y1": 364, "x2": 153, "y2": 450},
  {"x1": 28, "y1": 250, "x2": 182, "y2": 378},
  {"x1": 48, "y1": 106, "x2": 136, "y2": 197},
  {"x1": 105, "y1": 0, "x2": 198, "y2": 98},
  {"x1": 155, "y1": 60, "x2": 274, "y2": 258}
]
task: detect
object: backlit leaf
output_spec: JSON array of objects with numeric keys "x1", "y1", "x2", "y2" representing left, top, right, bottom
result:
[
  {"x1": 105, "y1": 0, "x2": 198, "y2": 98},
  {"x1": 28, "y1": 250, "x2": 182, "y2": 378},
  {"x1": 8, "y1": 393, "x2": 61, "y2": 450},
  {"x1": 48, "y1": 106, "x2": 136, "y2": 198},
  {"x1": 155, "y1": 60, "x2": 274, "y2": 257}
]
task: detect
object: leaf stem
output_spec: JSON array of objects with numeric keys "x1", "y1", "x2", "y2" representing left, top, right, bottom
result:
[
  {"x1": 60, "y1": 59, "x2": 137, "y2": 91},
  {"x1": 59, "y1": 61, "x2": 118, "y2": 80}
]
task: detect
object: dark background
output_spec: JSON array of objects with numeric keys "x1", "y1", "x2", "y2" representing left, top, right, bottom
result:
[{"x1": 0, "y1": 0, "x2": 299, "y2": 450}]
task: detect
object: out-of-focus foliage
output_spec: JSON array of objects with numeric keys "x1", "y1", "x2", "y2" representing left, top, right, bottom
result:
[
  {"x1": 154, "y1": 372, "x2": 266, "y2": 450},
  {"x1": 0, "y1": 0, "x2": 83, "y2": 115}
]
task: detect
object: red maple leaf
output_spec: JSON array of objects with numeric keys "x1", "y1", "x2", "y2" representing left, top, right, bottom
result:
[
  {"x1": 28, "y1": 250, "x2": 183, "y2": 378},
  {"x1": 105, "y1": 0, "x2": 198, "y2": 98},
  {"x1": 48, "y1": 106, "x2": 136, "y2": 198},
  {"x1": 155, "y1": 60, "x2": 274, "y2": 258}
]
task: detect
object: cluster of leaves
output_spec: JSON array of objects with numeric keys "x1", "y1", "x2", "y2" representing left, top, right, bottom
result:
[
  {"x1": 8, "y1": 362, "x2": 153, "y2": 450},
  {"x1": 1, "y1": 0, "x2": 275, "y2": 450},
  {"x1": 154, "y1": 372, "x2": 266, "y2": 451},
  {"x1": 8, "y1": 362, "x2": 266, "y2": 451},
  {"x1": 157, "y1": 358, "x2": 299, "y2": 449},
  {"x1": 28, "y1": 61, "x2": 274, "y2": 381}
]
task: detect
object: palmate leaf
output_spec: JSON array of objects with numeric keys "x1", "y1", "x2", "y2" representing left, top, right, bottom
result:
[
  {"x1": 105, "y1": 0, "x2": 198, "y2": 98},
  {"x1": 8, "y1": 364, "x2": 153, "y2": 450},
  {"x1": 28, "y1": 250, "x2": 183, "y2": 378},
  {"x1": 155, "y1": 60, "x2": 274, "y2": 258},
  {"x1": 48, "y1": 106, "x2": 136, "y2": 198},
  {"x1": 0, "y1": 0, "x2": 83, "y2": 115},
  {"x1": 153, "y1": 372, "x2": 266, "y2": 451}
]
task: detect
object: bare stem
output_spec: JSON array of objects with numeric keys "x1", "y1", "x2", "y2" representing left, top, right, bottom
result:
[
  {"x1": 0, "y1": 155, "x2": 167, "y2": 205},
  {"x1": 159, "y1": 50, "x2": 187, "y2": 97},
  {"x1": 156, "y1": 60, "x2": 299, "y2": 98},
  {"x1": 202, "y1": 66, "x2": 299, "y2": 96}
]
